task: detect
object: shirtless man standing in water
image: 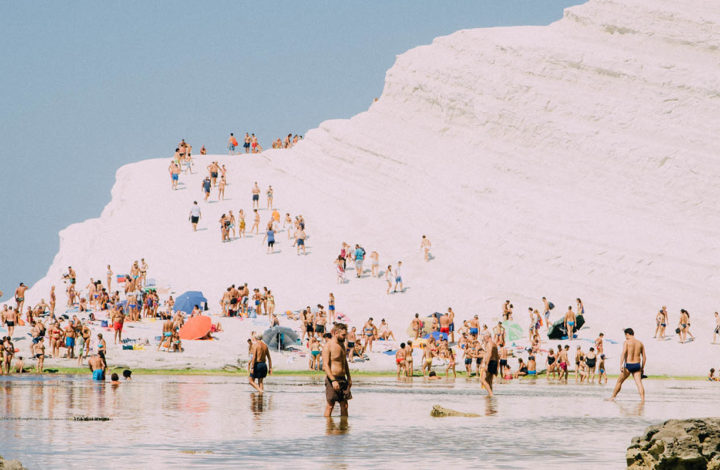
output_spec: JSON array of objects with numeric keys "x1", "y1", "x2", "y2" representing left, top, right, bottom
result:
[
  {"x1": 323, "y1": 323, "x2": 352, "y2": 417},
  {"x1": 608, "y1": 328, "x2": 646, "y2": 402},
  {"x1": 249, "y1": 333, "x2": 272, "y2": 393},
  {"x1": 482, "y1": 335, "x2": 499, "y2": 397}
]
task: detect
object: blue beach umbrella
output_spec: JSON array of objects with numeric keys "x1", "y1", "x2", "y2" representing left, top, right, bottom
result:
[{"x1": 174, "y1": 291, "x2": 207, "y2": 314}]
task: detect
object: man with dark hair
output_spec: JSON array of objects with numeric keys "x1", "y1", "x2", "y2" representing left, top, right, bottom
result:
[
  {"x1": 249, "y1": 333, "x2": 272, "y2": 393},
  {"x1": 482, "y1": 334, "x2": 499, "y2": 397},
  {"x1": 608, "y1": 328, "x2": 646, "y2": 402},
  {"x1": 88, "y1": 354, "x2": 105, "y2": 381},
  {"x1": 323, "y1": 323, "x2": 352, "y2": 417},
  {"x1": 14, "y1": 282, "x2": 28, "y2": 314},
  {"x1": 189, "y1": 201, "x2": 201, "y2": 231}
]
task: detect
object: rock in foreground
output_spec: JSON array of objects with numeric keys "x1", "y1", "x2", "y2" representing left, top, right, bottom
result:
[
  {"x1": 0, "y1": 455, "x2": 26, "y2": 470},
  {"x1": 430, "y1": 405, "x2": 480, "y2": 418},
  {"x1": 627, "y1": 418, "x2": 720, "y2": 469}
]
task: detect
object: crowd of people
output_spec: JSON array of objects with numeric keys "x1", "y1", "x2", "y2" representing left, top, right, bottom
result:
[
  {"x1": 183, "y1": 154, "x2": 310, "y2": 255},
  {"x1": 0, "y1": 258, "x2": 193, "y2": 377},
  {"x1": 3, "y1": 138, "x2": 718, "y2": 418},
  {"x1": 271, "y1": 133, "x2": 302, "y2": 149},
  {"x1": 228, "y1": 133, "x2": 262, "y2": 154},
  {"x1": 333, "y1": 242, "x2": 406, "y2": 293}
]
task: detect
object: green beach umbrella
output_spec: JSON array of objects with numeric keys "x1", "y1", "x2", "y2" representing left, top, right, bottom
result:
[{"x1": 502, "y1": 320, "x2": 524, "y2": 342}]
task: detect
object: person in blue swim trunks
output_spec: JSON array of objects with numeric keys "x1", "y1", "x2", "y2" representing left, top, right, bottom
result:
[
  {"x1": 564, "y1": 306, "x2": 577, "y2": 339},
  {"x1": 469, "y1": 315, "x2": 480, "y2": 338},
  {"x1": 88, "y1": 355, "x2": 106, "y2": 381},
  {"x1": 609, "y1": 328, "x2": 646, "y2": 402}
]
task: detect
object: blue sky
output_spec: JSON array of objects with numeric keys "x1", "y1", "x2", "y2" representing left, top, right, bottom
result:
[{"x1": 0, "y1": 0, "x2": 581, "y2": 296}]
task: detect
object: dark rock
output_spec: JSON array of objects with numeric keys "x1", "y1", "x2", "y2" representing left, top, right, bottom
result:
[{"x1": 627, "y1": 418, "x2": 720, "y2": 469}]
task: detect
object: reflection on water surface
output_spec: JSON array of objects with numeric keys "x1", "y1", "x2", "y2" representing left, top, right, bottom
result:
[{"x1": 0, "y1": 375, "x2": 715, "y2": 469}]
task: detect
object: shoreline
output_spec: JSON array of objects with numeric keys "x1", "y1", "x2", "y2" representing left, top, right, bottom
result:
[{"x1": 3, "y1": 368, "x2": 709, "y2": 381}]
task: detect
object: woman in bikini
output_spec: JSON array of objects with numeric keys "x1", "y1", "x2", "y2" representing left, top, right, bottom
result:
[
  {"x1": 309, "y1": 337, "x2": 321, "y2": 370},
  {"x1": 395, "y1": 345, "x2": 406, "y2": 378}
]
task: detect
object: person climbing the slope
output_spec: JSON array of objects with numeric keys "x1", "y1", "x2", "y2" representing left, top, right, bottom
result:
[
  {"x1": 252, "y1": 182, "x2": 261, "y2": 209},
  {"x1": 420, "y1": 235, "x2": 432, "y2": 261},
  {"x1": 393, "y1": 261, "x2": 404, "y2": 293},
  {"x1": 189, "y1": 201, "x2": 201, "y2": 231},
  {"x1": 354, "y1": 244, "x2": 366, "y2": 278}
]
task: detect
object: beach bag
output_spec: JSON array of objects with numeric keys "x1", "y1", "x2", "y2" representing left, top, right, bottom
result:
[{"x1": 548, "y1": 302, "x2": 555, "y2": 310}]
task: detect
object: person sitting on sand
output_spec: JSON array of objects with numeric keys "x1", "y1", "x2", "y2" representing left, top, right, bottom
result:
[
  {"x1": 350, "y1": 342, "x2": 364, "y2": 361},
  {"x1": 14, "y1": 356, "x2": 24, "y2": 374},
  {"x1": 377, "y1": 319, "x2": 395, "y2": 341},
  {"x1": 171, "y1": 328, "x2": 183, "y2": 352},
  {"x1": 709, "y1": 369, "x2": 718, "y2": 381},
  {"x1": 514, "y1": 358, "x2": 528, "y2": 378}
]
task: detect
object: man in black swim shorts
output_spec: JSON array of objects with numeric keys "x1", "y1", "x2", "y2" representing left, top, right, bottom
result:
[
  {"x1": 249, "y1": 334, "x2": 272, "y2": 393},
  {"x1": 323, "y1": 323, "x2": 352, "y2": 417},
  {"x1": 609, "y1": 328, "x2": 647, "y2": 402},
  {"x1": 482, "y1": 335, "x2": 499, "y2": 397}
]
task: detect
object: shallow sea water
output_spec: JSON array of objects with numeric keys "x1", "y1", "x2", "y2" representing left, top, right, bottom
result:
[{"x1": 0, "y1": 375, "x2": 717, "y2": 469}]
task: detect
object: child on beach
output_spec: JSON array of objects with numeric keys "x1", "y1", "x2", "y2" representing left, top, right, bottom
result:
[{"x1": 598, "y1": 354, "x2": 607, "y2": 384}]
